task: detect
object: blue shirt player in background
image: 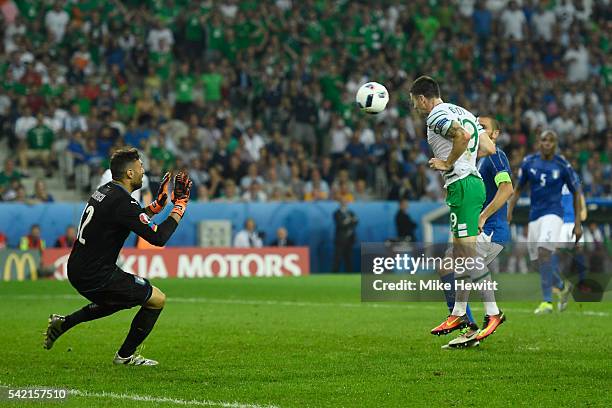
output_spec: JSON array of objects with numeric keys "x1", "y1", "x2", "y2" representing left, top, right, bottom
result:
[
  {"x1": 445, "y1": 116, "x2": 513, "y2": 348},
  {"x1": 508, "y1": 130, "x2": 583, "y2": 315}
]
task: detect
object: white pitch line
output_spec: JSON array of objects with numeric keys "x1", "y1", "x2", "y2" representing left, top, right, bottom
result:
[
  {"x1": 4, "y1": 294, "x2": 610, "y2": 316},
  {"x1": 68, "y1": 388, "x2": 279, "y2": 408},
  {"x1": 0, "y1": 383, "x2": 279, "y2": 408}
]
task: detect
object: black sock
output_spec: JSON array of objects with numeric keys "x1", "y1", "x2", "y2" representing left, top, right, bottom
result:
[
  {"x1": 62, "y1": 303, "x2": 123, "y2": 331},
  {"x1": 117, "y1": 307, "x2": 163, "y2": 358}
]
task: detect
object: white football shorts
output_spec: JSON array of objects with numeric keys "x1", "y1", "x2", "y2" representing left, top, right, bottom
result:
[{"x1": 527, "y1": 214, "x2": 563, "y2": 260}]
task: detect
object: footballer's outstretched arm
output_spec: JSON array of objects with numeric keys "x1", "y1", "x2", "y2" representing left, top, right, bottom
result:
[
  {"x1": 118, "y1": 172, "x2": 192, "y2": 247},
  {"x1": 478, "y1": 131, "x2": 496, "y2": 156},
  {"x1": 117, "y1": 203, "x2": 180, "y2": 247}
]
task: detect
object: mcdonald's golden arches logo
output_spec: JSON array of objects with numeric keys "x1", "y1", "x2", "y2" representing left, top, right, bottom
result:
[{"x1": 3, "y1": 252, "x2": 38, "y2": 281}]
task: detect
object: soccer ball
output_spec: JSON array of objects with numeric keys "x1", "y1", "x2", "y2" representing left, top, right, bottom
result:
[{"x1": 356, "y1": 82, "x2": 389, "y2": 114}]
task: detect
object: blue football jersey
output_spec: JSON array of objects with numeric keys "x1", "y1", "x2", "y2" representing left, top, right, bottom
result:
[
  {"x1": 518, "y1": 154, "x2": 580, "y2": 222},
  {"x1": 477, "y1": 148, "x2": 512, "y2": 243}
]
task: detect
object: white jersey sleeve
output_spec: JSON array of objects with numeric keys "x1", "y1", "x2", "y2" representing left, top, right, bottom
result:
[
  {"x1": 426, "y1": 108, "x2": 453, "y2": 138},
  {"x1": 426, "y1": 103, "x2": 483, "y2": 187}
]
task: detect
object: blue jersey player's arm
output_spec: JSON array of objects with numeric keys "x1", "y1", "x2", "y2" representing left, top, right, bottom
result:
[
  {"x1": 507, "y1": 156, "x2": 531, "y2": 224},
  {"x1": 479, "y1": 149, "x2": 514, "y2": 232},
  {"x1": 561, "y1": 159, "x2": 584, "y2": 241}
]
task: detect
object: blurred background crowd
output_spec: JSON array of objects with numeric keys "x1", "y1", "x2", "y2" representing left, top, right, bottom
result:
[{"x1": 0, "y1": 0, "x2": 610, "y2": 204}]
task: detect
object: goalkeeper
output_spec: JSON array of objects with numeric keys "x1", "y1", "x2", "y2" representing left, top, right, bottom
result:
[{"x1": 43, "y1": 147, "x2": 192, "y2": 366}]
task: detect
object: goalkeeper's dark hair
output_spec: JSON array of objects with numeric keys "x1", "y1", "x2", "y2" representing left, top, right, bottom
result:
[
  {"x1": 110, "y1": 147, "x2": 140, "y2": 181},
  {"x1": 410, "y1": 76, "x2": 440, "y2": 99}
]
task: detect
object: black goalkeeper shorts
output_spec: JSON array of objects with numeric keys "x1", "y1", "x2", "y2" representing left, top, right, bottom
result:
[{"x1": 75, "y1": 267, "x2": 153, "y2": 309}]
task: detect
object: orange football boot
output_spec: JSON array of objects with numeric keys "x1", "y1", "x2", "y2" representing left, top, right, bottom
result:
[
  {"x1": 430, "y1": 314, "x2": 470, "y2": 336},
  {"x1": 475, "y1": 311, "x2": 506, "y2": 341}
]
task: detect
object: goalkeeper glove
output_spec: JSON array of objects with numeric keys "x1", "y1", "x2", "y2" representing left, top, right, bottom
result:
[
  {"x1": 145, "y1": 172, "x2": 171, "y2": 214},
  {"x1": 171, "y1": 171, "x2": 192, "y2": 219}
]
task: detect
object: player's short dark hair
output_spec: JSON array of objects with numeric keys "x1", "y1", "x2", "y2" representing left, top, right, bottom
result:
[
  {"x1": 410, "y1": 76, "x2": 440, "y2": 99},
  {"x1": 110, "y1": 147, "x2": 140, "y2": 181},
  {"x1": 479, "y1": 116, "x2": 501, "y2": 131}
]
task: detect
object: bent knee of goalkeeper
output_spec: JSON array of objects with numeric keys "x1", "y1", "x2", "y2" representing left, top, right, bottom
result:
[{"x1": 145, "y1": 286, "x2": 166, "y2": 309}]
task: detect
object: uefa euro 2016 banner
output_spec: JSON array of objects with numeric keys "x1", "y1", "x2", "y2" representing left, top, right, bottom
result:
[
  {"x1": 0, "y1": 250, "x2": 41, "y2": 281},
  {"x1": 41, "y1": 247, "x2": 310, "y2": 280}
]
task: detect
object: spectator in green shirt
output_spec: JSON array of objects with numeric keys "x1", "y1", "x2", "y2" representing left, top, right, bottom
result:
[
  {"x1": 116, "y1": 93, "x2": 136, "y2": 123},
  {"x1": 206, "y1": 12, "x2": 225, "y2": 59},
  {"x1": 220, "y1": 28, "x2": 238, "y2": 62},
  {"x1": 183, "y1": 7, "x2": 206, "y2": 62},
  {"x1": 16, "y1": 0, "x2": 39, "y2": 21},
  {"x1": 0, "y1": 158, "x2": 23, "y2": 197},
  {"x1": 174, "y1": 63, "x2": 196, "y2": 120},
  {"x1": 602, "y1": 54, "x2": 611, "y2": 86},
  {"x1": 22, "y1": 112, "x2": 55, "y2": 176},
  {"x1": 200, "y1": 62, "x2": 223, "y2": 102},
  {"x1": 415, "y1": 9, "x2": 440, "y2": 44},
  {"x1": 150, "y1": 38, "x2": 174, "y2": 80}
]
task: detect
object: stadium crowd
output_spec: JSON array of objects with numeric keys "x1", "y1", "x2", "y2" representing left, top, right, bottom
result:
[{"x1": 0, "y1": 0, "x2": 610, "y2": 203}]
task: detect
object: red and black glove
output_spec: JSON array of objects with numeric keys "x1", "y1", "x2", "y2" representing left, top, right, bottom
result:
[
  {"x1": 146, "y1": 172, "x2": 171, "y2": 214},
  {"x1": 171, "y1": 171, "x2": 192, "y2": 218}
]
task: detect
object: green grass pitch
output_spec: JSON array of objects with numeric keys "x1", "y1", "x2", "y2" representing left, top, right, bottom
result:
[{"x1": 0, "y1": 275, "x2": 611, "y2": 407}]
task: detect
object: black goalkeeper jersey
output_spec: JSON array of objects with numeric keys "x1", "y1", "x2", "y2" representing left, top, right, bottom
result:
[{"x1": 68, "y1": 182, "x2": 177, "y2": 291}]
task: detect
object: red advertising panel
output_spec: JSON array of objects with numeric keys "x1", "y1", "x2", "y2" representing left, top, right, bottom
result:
[{"x1": 42, "y1": 247, "x2": 310, "y2": 280}]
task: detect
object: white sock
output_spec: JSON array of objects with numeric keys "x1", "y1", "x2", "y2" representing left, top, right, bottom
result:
[
  {"x1": 451, "y1": 277, "x2": 470, "y2": 316},
  {"x1": 451, "y1": 244, "x2": 475, "y2": 317},
  {"x1": 483, "y1": 302, "x2": 500, "y2": 316},
  {"x1": 451, "y1": 301, "x2": 467, "y2": 316},
  {"x1": 478, "y1": 275, "x2": 500, "y2": 315}
]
